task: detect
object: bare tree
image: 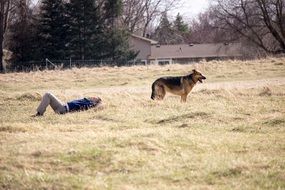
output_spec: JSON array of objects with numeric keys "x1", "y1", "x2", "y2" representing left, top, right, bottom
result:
[
  {"x1": 212, "y1": 0, "x2": 285, "y2": 53},
  {"x1": 121, "y1": 0, "x2": 181, "y2": 37},
  {"x1": 121, "y1": 0, "x2": 145, "y2": 33},
  {"x1": 189, "y1": 11, "x2": 218, "y2": 43},
  {"x1": 188, "y1": 9, "x2": 238, "y2": 44}
]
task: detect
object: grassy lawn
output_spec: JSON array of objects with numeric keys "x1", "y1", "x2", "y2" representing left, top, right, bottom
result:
[{"x1": 0, "y1": 57, "x2": 285, "y2": 189}]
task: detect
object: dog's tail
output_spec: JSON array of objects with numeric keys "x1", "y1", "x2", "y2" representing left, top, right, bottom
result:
[{"x1": 151, "y1": 82, "x2": 156, "y2": 100}]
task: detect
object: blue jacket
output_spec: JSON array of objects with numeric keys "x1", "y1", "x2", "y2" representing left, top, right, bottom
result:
[{"x1": 67, "y1": 98, "x2": 96, "y2": 112}]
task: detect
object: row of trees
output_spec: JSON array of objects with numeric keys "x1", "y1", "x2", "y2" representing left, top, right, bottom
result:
[
  {"x1": 0, "y1": 0, "x2": 284, "y2": 72},
  {"x1": 124, "y1": 0, "x2": 284, "y2": 54},
  {"x1": 189, "y1": 0, "x2": 285, "y2": 54},
  {"x1": 7, "y1": 0, "x2": 137, "y2": 69},
  {"x1": 151, "y1": 0, "x2": 284, "y2": 55},
  {"x1": 0, "y1": 0, "x2": 182, "y2": 72}
]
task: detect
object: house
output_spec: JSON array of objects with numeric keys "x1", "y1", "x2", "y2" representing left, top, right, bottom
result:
[
  {"x1": 129, "y1": 34, "x2": 242, "y2": 64},
  {"x1": 128, "y1": 34, "x2": 158, "y2": 64},
  {"x1": 149, "y1": 43, "x2": 242, "y2": 64}
]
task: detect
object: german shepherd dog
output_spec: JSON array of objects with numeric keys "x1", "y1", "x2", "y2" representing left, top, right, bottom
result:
[{"x1": 151, "y1": 69, "x2": 206, "y2": 102}]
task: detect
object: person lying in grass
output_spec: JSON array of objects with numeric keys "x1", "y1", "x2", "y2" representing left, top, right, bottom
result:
[{"x1": 32, "y1": 92, "x2": 102, "y2": 116}]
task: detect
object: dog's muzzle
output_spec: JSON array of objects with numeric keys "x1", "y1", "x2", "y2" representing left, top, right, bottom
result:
[{"x1": 199, "y1": 76, "x2": 206, "y2": 83}]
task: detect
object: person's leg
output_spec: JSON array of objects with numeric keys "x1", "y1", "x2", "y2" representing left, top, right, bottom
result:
[{"x1": 36, "y1": 92, "x2": 66, "y2": 115}]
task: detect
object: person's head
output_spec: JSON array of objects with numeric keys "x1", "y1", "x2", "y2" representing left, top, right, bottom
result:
[{"x1": 89, "y1": 96, "x2": 101, "y2": 104}]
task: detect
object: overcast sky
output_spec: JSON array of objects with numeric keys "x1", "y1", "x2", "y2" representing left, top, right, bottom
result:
[
  {"x1": 32, "y1": 0, "x2": 209, "y2": 21},
  {"x1": 170, "y1": 0, "x2": 209, "y2": 21}
]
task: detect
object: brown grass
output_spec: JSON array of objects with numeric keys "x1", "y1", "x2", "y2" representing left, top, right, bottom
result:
[{"x1": 0, "y1": 57, "x2": 285, "y2": 190}]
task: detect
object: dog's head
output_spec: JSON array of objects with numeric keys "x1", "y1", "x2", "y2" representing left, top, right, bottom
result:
[{"x1": 192, "y1": 69, "x2": 206, "y2": 83}]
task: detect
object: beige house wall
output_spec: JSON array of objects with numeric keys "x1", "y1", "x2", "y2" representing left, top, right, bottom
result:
[{"x1": 129, "y1": 37, "x2": 151, "y2": 61}]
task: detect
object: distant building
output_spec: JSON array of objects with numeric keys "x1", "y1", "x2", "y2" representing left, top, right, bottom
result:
[
  {"x1": 128, "y1": 34, "x2": 158, "y2": 64},
  {"x1": 129, "y1": 34, "x2": 242, "y2": 64}
]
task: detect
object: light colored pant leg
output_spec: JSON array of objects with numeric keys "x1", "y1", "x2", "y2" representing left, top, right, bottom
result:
[{"x1": 37, "y1": 92, "x2": 66, "y2": 115}]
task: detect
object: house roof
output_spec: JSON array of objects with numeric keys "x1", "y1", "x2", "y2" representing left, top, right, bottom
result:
[
  {"x1": 130, "y1": 34, "x2": 158, "y2": 45},
  {"x1": 149, "y1": 43, "x2": 242, "y2": 59}
]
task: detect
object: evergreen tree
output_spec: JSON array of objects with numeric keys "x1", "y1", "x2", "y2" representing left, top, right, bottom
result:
[
  {"x1": 174, "y1": 13, "x2": 188, "y2": 33},
  {"x1": 37, "y1": 0, "x2": 68, "y2": 60},
  {"x1": 153, "y1": 12, "x2": 190, "y2": 44},
  {"x1": 8, "y1": 1, "x2": 39, "y2": 65},
  {"x1": 173, "y1": 13, "x2": 190, "y2": 43},
  {"x1": 152, "y1": 12, "x2": 175, "y2": 44},
  {"x1": 67, "y1": 0, "x2": 104, "y2": 60},
  {"x1": 104, "y1": 29, "x2": 138, "y2": 65},
  {"x1": 103, "y1": 0, "x2": 136, "y2": 64},
  {"x1": 104, "y1": 0, "x2": 122, "y2": 27}
]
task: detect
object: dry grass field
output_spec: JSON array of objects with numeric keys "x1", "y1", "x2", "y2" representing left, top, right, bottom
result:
[{"x1": 0, "y1": 58, "x2": 285, "y2": 190}]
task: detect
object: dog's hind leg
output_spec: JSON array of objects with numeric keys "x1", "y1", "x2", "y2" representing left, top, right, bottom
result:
[
  {"x1": 151, "y1": 83, "x2": 164, "y2": 100},
  {"x1": 151, "y1": 83, "x2": 156, "y2": 100},
  {"x1": 151, "y1": 80, "x2": 166, "y2": 100},
  {"x1": 155, "y1": 85, "x2": 165, "y2": 100},
  {"x1": 159, "y1": 86, "x2": 166, "y2": 100}
]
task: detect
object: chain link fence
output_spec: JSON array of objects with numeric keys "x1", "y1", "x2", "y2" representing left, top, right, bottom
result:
[{"x1": 10, "y1": 59, "x2": 146, "y2": 72}]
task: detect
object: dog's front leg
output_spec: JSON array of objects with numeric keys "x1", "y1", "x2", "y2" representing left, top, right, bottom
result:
[{"x1": 181, "y1": 94, "x2": 187, "y2": 102}]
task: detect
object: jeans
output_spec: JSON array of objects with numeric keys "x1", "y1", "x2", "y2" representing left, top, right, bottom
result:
[{"x1": 37, "y1": 92, "x2": 67, "y2": 115}]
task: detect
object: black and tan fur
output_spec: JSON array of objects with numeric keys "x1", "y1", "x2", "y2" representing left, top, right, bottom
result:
[{"x1": 151, "y1": 69, "x2": 206, "y2": 102}]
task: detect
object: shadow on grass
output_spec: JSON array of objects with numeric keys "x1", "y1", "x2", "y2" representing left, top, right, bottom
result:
[
  {"x1": 0, "y1": 125, "x2": 27, "y2": 133},
  {"x1": 262, "y1": 118, "x2": 285, "y2": 127},
  {"x1": 145, "y1": 112, "x2": 210, "y2": 125},
  {"x1": 95, "y1": 115, "x2": 122, "y2": 123}
]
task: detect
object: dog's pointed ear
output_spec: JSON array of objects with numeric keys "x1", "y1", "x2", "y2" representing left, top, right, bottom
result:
[{"x1": 192, "y1": 69, "x2": 197, "y2": 73}]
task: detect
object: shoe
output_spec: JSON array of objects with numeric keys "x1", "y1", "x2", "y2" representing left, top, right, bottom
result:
[{"x1": 31, "y1": 112, "x2": 43, "y2": 117}]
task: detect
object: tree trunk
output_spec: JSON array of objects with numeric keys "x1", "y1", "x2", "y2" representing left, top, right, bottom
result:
[
  {"x1": 0, "y1": 3, "x2": 4, "y2": 73},
  {"x1": 0, "y1": 0, "x2": 10, "y2": 73}
]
